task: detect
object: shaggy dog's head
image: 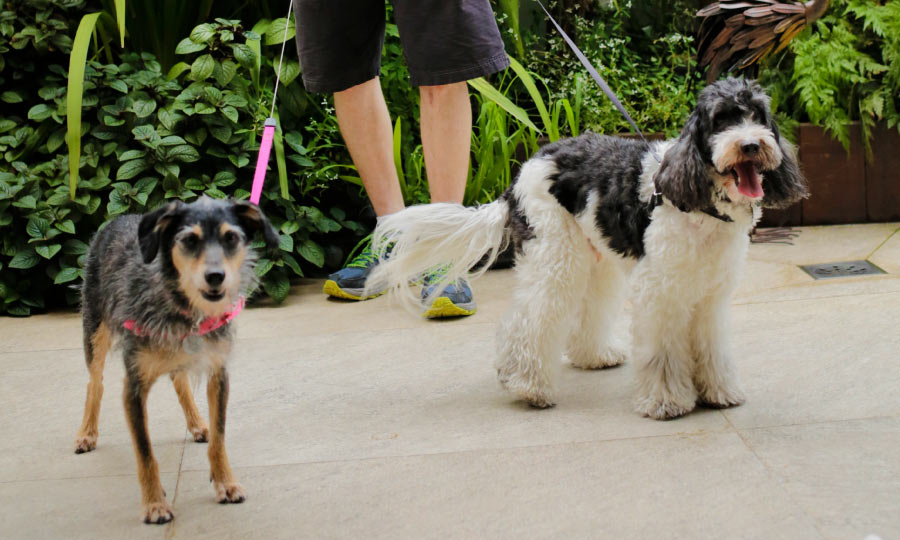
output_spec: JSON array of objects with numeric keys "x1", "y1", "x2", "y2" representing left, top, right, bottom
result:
[
  {"x1": 655, "y1": 78, "x2": 808, "y2": 211},
  {"x1": 137, "y1": 196, "x2": 279, "y2": 316}
]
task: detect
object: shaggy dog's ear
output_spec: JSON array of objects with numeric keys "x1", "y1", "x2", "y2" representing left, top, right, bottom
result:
[
  {"x1": 138, "y1": 202, "x2": 183, "y2": 264},
  {"x1": 231, "y1": 200, "x2": 280, "y2": 250},
  {"x1": 761, "y1": 121, "x2": 809, "y2": 209},
  {"x1": 655, "y1": 110, "x2": 712, "y2": 212}
]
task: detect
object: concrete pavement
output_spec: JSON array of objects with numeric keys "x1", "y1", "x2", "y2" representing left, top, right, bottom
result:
[{"x1": 1, "y1": 223, "x2": 898, "y2": 539}]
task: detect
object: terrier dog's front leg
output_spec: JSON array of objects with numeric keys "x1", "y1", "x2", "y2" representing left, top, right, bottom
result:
[
  {"x1": 207, "y1": 366, "x2": 245, "y2": 504},
  {"x1": 122, "y1": 359, "x2": 172, "y2": 524},
  {"x1": 692, "y1": 294, "x2": 745, "y2": 409},
  {"x1": 171, "y1": 371, "x2": 209, "y2": 443}
]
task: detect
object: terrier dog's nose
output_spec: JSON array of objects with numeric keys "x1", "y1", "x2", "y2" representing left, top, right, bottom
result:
[
  {"x1": 205, "y1": 270, "x2": 225, "y2": 287},
  {"x1": 741, "y1": 141, "x2": 760, "y2": 156}
]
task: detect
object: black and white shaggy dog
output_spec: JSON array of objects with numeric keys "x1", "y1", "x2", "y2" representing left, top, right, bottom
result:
[
  {"x1": 74, "y1": 196, "x2": 278, "y2": 523},
  {"x1": 367, "y1": 78, "x2": 807, "y2": 419}
]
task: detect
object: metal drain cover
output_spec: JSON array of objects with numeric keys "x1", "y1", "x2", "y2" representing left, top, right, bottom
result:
[{"x1": 800, "y1": 260, "x2": 886, "y2": 280}]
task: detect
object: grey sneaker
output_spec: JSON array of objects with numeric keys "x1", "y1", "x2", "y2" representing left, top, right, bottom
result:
[
  {"x1": 421, "y1": 267, "x2": 476, "y2": 318},
  {"x1": 323, "y1": 237, "x2": 385, "y2": 301}
]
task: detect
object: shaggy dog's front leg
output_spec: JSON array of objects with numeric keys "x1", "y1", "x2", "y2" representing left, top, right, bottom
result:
[
  {"x1": 632, "y1": 292, "x2": 698, "y2": 420},
  {"x1": 691, "y1": 292, "x2": 745, "y2": 408}
]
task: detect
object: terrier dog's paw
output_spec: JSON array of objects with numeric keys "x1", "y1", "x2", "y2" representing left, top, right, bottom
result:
[
  {"x1": 142, "y1": 500, "x2": 174, "y2": 524},
  {"x1": 215, "y1": 482, "x2": 246, "y2": 504},
  {"x1": 634, "y1": 394, "x2": 696, "y2": 420},
  {"x1": 74, "y1": 434, "x2": 97, "y2": 454},
  {"x1": 496, "y1": 368, "x2": 555, "y2": 409},
  {"x1": 699, "y1": 386, "x2": 746, "y2": 409},
  {"x1": 189, "y1": 425, "x2": 209, "y2": 443},
  {"x1": 570, "y1": 347, "x2": 626, "y2": 370}
]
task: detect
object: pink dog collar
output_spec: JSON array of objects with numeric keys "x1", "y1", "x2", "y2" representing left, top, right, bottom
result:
[{"x1": 123, "y1": 296, "x2": 246, "y2": 340}]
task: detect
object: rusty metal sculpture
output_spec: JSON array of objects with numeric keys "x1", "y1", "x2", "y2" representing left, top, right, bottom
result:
[{"x1": 697, "y1": 0, "x2": 831, "y2": 82}]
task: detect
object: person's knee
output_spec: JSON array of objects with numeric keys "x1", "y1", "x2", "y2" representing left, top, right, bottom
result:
[
  {"x1": 420, "y1": 82, "x2": 466, "y2": 103},
  {"x1": 334, "y1": 76, "x2": 381, "y2": 100}
]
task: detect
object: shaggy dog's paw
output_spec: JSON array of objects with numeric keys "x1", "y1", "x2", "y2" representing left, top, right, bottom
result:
[
  {"x1": 699, "y1": 386, "x2": 746, "y2": 409},
  {"x1": 496, "y1": 368, "x2": 555, "y2": 409},
  {"x1": 215, "y1": 482, "x2": 246, "y2": 504},
  {"x1": 189, "y1": 424, "x2": 209, "y2": 443},
  {"x1": 634, "y1": 394, "x2": 696, "y2": 420},
  {"x1": 570, "y1": 347, "x2": 626, "y2": 370},
  {"x1": 142, "y1": 500, "x2": 174, "y2": 524},
  {"x1": 74, "y1": 433, "x2": 97, "y2": 454}
]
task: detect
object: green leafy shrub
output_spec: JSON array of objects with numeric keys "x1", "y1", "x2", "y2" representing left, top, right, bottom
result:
[
  {"x1": 520, "y1": 1, "x2": 701, "y2": 138},
  {"x1": 760, "y1": 0, "x2": 900, "y2": 157},
  {"x1": 1, "y1": 11, "x2": 364, "y2": 316}
]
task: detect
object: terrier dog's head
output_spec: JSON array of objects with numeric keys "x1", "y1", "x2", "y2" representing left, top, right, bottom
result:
[
  {"x1": 655, "y1": 78, "x2": 808, "y2": 211},
  {"x1": 137, "y1": 196, "x2": 279, "y2": 316}
]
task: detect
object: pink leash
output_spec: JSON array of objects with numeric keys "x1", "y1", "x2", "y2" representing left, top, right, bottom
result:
[
  {"x1": 249, "y1": 0, "x2": 294, "y2": 205},
  {"x1": 250, "y1": 118, "x2": 277, "y2": 204}
]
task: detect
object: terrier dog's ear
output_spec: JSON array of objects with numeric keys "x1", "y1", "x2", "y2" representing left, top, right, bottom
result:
[
  {"x1": 231, "y1": 200, "x2": 280, "y2": 250},
  {"x1": 761, "y1": 120, "x2": 808, "y2": 209},
  {"x1": 138, "y1": 202, "x2": 183, "y2": 264},
  {"x1": 655, "y1": 110, "x2": 712, "y2": 212}
]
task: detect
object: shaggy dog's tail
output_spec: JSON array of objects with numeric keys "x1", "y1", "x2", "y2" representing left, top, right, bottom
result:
[{"x1": 366, "y1": 200, "x2": 510, "y2": 312}]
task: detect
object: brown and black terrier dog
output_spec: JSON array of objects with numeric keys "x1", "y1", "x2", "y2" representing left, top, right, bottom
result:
[{"x1": 74, "y1": 196, "x2": 278, "y2": 524}]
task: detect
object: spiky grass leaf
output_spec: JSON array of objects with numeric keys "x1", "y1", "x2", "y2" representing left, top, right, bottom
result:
[
  {"x1": 506, "y1": 56, "x2": 554, "y2": 139},
  {"x1": 114, "y1": 0, "x2": 125, "y2": 47},
  {"x1": 467, "y1": 77, "x2": 540, "y2": 132},
  {"x1": 66, "y1": 12, "x2": 102, "y2": 200},
  {"x1": 393, "y1": 117, "x2": 406, "y2": 200},
  {"x1": 273, "y1": 113, "x2": 289, "y2": 199}
]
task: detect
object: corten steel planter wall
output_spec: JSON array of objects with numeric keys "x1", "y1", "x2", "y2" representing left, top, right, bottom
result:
[
  {"x1": 759, "y1": 122, "x2": 900, "y2": 227},
  {"x1": 529, "y1": 125, "x2": 897, "y2": 227}
]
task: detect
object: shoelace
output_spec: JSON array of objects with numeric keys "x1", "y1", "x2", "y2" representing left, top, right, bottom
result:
[
  {"x1": 422, "y1": 265, "x2": 469, "y2": 290},
  {"x1": 346, "y1": 243, "x2": 378, "y2": 269}
]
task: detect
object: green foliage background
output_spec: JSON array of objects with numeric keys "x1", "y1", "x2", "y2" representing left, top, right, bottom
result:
[
  {"x1": 1, "y1": 0, "x2": 898, "y2": 316},
  {"x1": 0, "y1": 1, "x2": 367, "y2": 315}
]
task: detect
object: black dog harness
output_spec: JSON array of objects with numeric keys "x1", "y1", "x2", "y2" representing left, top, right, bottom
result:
[{"x1": 649, "y1": 188, "x2": 735, "y2": 223}]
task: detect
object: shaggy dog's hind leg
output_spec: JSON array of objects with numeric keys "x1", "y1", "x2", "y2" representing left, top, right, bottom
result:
[
  {"x1": 567, "y1": 258, "x2": 629, "y2": 370},
  {"x1": 692, "y1": 292, "x2": 745, "y2": 409},
  {"x1": 495, "y1": 226, "x2": 593, "y2": 408}
]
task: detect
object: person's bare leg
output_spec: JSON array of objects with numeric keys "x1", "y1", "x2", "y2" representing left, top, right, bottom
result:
[
  {"x1": 334, "y1": 77, "x2": 404, "y2": 216},
  {"x1": 420, "y1": 82, "x2": 471, "y2": 204}
]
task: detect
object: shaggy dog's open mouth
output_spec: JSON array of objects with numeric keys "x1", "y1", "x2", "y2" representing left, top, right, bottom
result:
[{"x1": 728, "y1": 161, "x2": 764, "y2": 199}]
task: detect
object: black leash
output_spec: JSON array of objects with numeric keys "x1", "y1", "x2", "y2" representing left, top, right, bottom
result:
[
  {"x1": 533, "y1": 0, "x2": 660, "y2": 163},
  {"x1": 534, "y1": 0, "x2": 734, "y2": 223}
]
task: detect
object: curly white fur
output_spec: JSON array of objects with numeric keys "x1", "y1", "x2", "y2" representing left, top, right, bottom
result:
[
  {"x1": 365, "y1": 79, "x2": 805, "y2": 419},
  {"x1": 365, "y1": 200, "x2": 509, "y2": 312}
]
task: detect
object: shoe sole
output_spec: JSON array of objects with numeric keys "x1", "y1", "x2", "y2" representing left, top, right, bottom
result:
[
  {"x1": 423, "y1": 297, "x2": 476, "y2": 318},
  {"x1": 323, "y1": 280, "x2": 384, "y2": 301}
]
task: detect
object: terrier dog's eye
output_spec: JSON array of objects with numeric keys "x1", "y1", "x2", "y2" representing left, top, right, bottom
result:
[
  {"x1": 181, "y1": 233, "x2": 200, "y2": 250},
  {"x1": 222, "y1": 230, "x2": 239, "y2": 249}
]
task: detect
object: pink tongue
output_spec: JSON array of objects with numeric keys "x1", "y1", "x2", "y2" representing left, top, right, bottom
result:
[{"x1": 735, "y1": 162, "x2": 763, "y2": 198}]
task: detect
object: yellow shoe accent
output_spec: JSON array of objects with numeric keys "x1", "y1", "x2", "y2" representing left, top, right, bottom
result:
[
  {"x1": 423, "y1": 296, "x2": 476, "y2": 318},
  {"x1": 323, "y1": 280, "x2": 384, "y2": 301}
]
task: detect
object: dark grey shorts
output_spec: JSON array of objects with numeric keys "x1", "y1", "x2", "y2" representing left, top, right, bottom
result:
[{"x1": 293, "y1": 0, "x2": 509, "y2": 93}]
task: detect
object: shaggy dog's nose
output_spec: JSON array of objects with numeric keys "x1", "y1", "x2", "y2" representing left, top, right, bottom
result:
[
  {"x1": 205, "y1": 270, "x2": 225, "y2": 287},
  {"x1": 741, "y1": 141, "x2": 760, "y2": 157}
]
